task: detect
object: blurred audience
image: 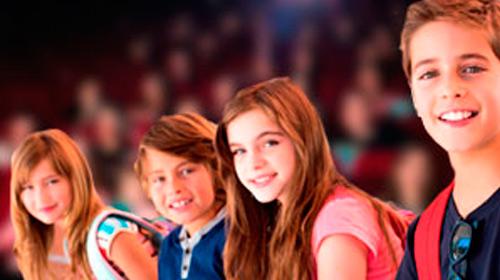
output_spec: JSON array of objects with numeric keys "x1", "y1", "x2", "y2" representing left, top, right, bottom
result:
[
  {"x1": 0, "y1": 113, "x2": 37, "y2": 279},
  {"x1": 0, "y1": 0, "x2": 447, "y2": 274}
]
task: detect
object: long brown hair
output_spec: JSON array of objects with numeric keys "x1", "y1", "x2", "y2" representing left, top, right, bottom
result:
[
  {"x1": 10, "y1": 129, "x2": 103, "y2": 280},
  {"x1": 400, "y1": 0, "x2": 500, "y2": 79},
  {"x1": 215, "y1": 77, "x2": 408, "y2": 279},
  {"x1": 134, "y1": 113, "x2": 226, "y2": 211}
]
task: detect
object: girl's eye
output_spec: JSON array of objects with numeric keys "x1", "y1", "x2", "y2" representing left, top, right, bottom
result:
[
  {"x1": 47, "y1": 178, "x2": 59, "y2": 185},
  {"x1": 263, "y1": 140, "x2": 279, "y2": 148},
  {"x1": 22, "y1": 185, "x2": 33, "y2": 191},
  {"x1": 462, "y1": 65, "x2": 485, "y2": 74},
  {"x1": 417, "y1": 70, "x2": 438, "y2": 80},
  {"x1": 231, "y1": 148, "x2": 245, "y2": 157}
]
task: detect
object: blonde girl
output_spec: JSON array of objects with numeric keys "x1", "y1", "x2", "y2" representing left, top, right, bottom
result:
[{"x1": 10, "y1": 129, "x2": 156, "y2": 279}]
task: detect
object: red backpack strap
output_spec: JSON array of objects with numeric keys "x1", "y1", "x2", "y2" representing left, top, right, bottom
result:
[{"x1": 415, "y1": 182, "x2": 454, "y2": 280}]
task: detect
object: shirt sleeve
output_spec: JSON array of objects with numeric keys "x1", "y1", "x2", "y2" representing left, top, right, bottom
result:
[
  {"x1": 395, "y1": 216, "x2": 419, "y2": 280},
  {"x1": 312, "y1": 191, "x2": 382, "y2": 259},
  {"x1": 97, "y1": 216, "x2": 138, "y2": 258}
]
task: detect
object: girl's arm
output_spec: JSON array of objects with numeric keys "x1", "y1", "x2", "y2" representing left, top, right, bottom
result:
[
  {"x1": 316, "y1": 234, "x2": 368, "y2": 280},
  {"x1": 109, "y1": 231, "x2": 158, "y2": 280}
]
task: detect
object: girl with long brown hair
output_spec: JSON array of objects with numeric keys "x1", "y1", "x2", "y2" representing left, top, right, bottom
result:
[
  {"x1": 10, "y1": 129, "x2": 157, "y2": 279},
  {"x1": 215, "y1": 77, "x2": 410, "y2": 279}
]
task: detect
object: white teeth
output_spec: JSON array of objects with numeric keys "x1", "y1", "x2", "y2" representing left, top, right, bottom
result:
[
  {"x1": 171, "y1": 199, "x2": 191, "y2": 208},
  {"x1": 254, "y1": 176, "x2": 271, "y2": 184},
  {"x1": 440, "y1": 111, "x2": 473, "y2": 121}
]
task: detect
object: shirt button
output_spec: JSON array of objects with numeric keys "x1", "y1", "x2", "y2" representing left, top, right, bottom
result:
[
  {"x1": 183, "y1": 265, "x2": 188, "y2": 271},
  {"x1": 186, "y1": 248, "x2": 191, "y2": 254}
]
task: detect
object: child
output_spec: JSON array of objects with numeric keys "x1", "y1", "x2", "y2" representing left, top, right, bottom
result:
[
  {"x1": 397, "y1": 0, "x2": 500, "y2": 279},
  {"x1": 10, "y1": 129, "x2": 157, "y2": 279},
  {"x1": 215, "y1": 77, "x2": 410, "y2": 280},
  {"x1": 134, "y1": 113, "x2": 227, "y2": 280}
]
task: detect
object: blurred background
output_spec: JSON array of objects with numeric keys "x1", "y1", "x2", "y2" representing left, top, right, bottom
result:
[{"x1": 0, "y1": 0, "x2": 453, "y2": 277}]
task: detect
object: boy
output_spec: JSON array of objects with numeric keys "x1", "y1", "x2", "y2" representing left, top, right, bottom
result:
[
  {"x1": 397, "y1": 0, "x2": 500, "y2": 279},
  {"x1": 134, "y1": 113, "x2": 227, "y2": 280}
]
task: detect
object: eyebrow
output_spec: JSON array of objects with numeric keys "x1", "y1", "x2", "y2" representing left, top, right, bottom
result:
[
  {"x1": 459, "y1": 53, "x2": 489, "y2": 62},
  {"x1": 413, "y1": 53, "x2": 489, "y2": 72},
  {"x1": 413, "y1": 58, "x2": 437, "y2": 72},
  {"x1": 229, "y1": 130, "x2": 284, "y2": 147},
  {"x1": 23, "y1": 174, "x2": 58, "y2": 186},
  {"x1": 146, "y1": 160, "x2": 191, "y2": 177}
]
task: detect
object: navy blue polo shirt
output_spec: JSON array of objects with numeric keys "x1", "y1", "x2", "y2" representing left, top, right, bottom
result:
[
  {"x1": 158, "y1": 209, "x2": 226, "y2": 280},
  {"x1": 397, "y1": 186, "x2": 500, "y2": 279}
]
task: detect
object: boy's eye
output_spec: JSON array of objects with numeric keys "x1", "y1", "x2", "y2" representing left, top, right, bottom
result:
[
  {"x1": 462, "y1": 65, "x2": 485, "y2": 74},
  {"x1": 417, "y1": 70, "x2": 438, "y2": 80},
  {"x1": 152, "y1": 176, "x2": 165, "y2": 185},
  {"x1": 180, "y1": 168, "x2": 195, "y2": 177}
]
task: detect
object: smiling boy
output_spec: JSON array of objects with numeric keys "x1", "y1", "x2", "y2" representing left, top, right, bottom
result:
[{"x1": 397, "y1": 1, "x2": 500, "y2": 279}]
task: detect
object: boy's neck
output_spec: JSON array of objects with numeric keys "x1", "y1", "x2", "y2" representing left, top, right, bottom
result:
[{"x1": 449, "y1": 136, "x2": 500, "y2": 217}]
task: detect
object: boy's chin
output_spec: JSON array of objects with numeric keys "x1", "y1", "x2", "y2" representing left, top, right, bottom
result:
[{"x1": 435, "y1": 139, "x2": 482, "y2": 153}]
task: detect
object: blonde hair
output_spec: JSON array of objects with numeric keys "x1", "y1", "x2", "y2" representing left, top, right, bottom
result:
[
  {"x1": 215, "y1": 77, "x2": 408, "y2": 279},
  {"x1": 400, "y1": 0, "x2": 500, "y2": 79},
  {"x1": 10, "y1": 129, "x2": 103, "y2": 279},
  {"x1": 134, "y1": 113, "x2": 226, "y2": 212}
]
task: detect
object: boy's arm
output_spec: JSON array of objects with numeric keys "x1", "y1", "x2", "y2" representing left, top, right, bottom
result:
[{"x1": 396, "y1": 217, "x2": 419, "y2": 280}]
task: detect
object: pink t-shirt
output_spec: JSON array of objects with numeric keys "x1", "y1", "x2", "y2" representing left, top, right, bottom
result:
[{"x1": 311, "y1": 186, "x2": 404, "y2": 280}]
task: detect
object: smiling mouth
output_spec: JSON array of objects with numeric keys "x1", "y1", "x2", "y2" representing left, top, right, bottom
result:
[
  {"x1": 250, "y1": 173, "x2": 277, "y2": 186},
  {"x1": 439, "y1": 110, "x2": 478, "y2": 121},
  {"x1": 39, "y1": 204, "x2": 57, "y2": 213},
  {"x1": 169, "y1": 198, "x2": 193, "y2": 209}
]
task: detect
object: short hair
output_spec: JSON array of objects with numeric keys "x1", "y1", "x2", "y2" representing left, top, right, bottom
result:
[
  {"x1": 134, "y1": 113, "x2": 225, "y2": 207},
  {"x1": 400, "y1": 0, "x2": 500, "y2": 78}
]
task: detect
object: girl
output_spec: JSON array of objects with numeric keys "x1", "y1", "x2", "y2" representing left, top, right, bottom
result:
[
  {"x1": 10, "y1": 129, "x2": 157, "y2": 279},
  {"x1": 134, "y1": 113, "x2": 226, "y2": 279},
  {"x1": 215, "y1": 77, "x2": 410, "y2": 279}
]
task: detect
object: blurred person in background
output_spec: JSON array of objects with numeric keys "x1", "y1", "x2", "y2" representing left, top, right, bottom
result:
[
  {"x1": 207, "y1": 74, "x2": 238, "y2": 121},
  {"x1": 113, "y1": 167, "x2": 158, "y2": 220},
  {"x1": 67, "y1": 77, "x2": 106, "y2": 132},
  {"x1": 331, "y1": 90, "x2": 377, "y2": 178},
  {"x1": 163, "y1": 48, "x2": 196, "y2": 101},
  {"x1": 0, "y1": 112, "x2": 38, "y2": 279},
  {"x1": 87, "y1": 104, "x2": 130, "y2": 202},
  {"x1": 128, "y1": 72, "x2": 171, "y2": 148},
  {"x1": 384, "y1": 143, "x2": 434, "y2": 215}
]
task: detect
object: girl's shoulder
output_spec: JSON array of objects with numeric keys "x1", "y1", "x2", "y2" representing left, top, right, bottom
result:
[
  {"x1": 86, "y1": 209, "x2": 167, "y2": 279},
  {"x1": 321, "y1": 186, "x2": 373, "y2": 212},
  {"x1": 312, "y1": 186, "x2": 381, "y2": 255}
]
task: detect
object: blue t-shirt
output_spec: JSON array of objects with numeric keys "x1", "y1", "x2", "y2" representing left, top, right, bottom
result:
[
  {"x1": 397, "y1": 186, "x2": 500, "y2": 279},
  {"x1": 158, "y1": 209, "x2": 226, "y2": 280}
]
